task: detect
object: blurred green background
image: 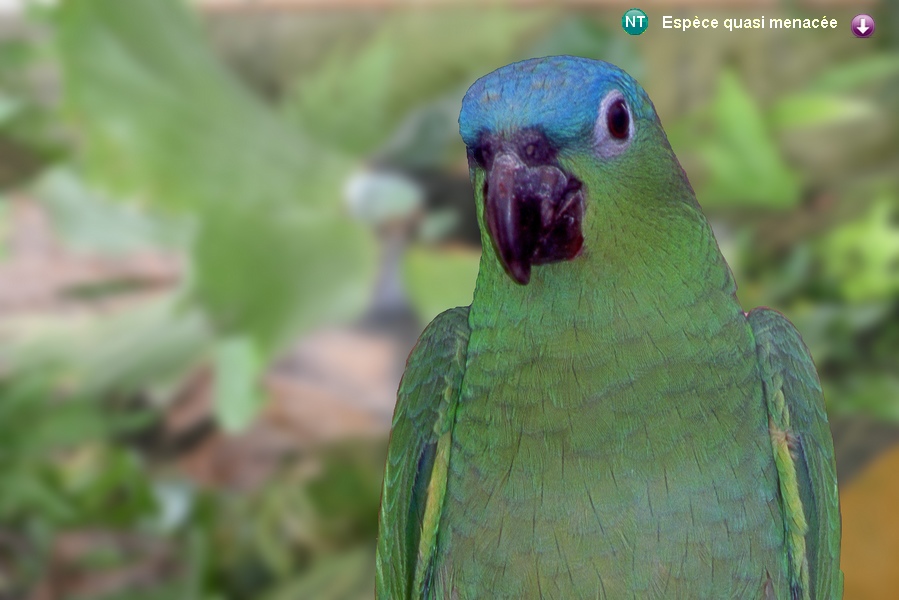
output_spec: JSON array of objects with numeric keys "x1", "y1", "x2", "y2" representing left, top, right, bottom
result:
[{"x1": 0, "y1": 0, "x2": 897, "y2": 598}]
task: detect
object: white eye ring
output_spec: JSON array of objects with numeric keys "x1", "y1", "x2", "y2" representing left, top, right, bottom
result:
[{"x1": 593, "y1": 90, "x2": 633, "y2": 159}]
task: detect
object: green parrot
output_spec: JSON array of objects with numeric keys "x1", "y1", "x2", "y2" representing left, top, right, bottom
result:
[{"x1": 376, "y1": 56, "x2": 841, "y2": 599}]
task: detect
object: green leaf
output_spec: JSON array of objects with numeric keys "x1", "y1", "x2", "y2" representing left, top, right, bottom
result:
[
  {"x1": 35, "y1": 168, "x2": 189, "y2": 254},
  {"x1": 63, "y1": 446, "x2": 159, "y2": 527},
  {"x1": 54, "y1": 0, "x2": 377, "y2": 351},
  {"x1": 810, "y1": 54, "x2": 899, "y2": 92},
  {"x1": 288, "y1": 32, "x2": 396, "y2": 157},
  {"x1": 818, "y1": 195, "x2": 899, "y2": 302},
  {"x1": 826, "y1": 375, "x2": 899, "y2": 423},
  {"x1": 3, "y1": 298, "x2": 213, "y2": 399},
  {"x1": 698, "y1": 70, "x2": 801, "y2": 209},
  {"x1": 0, "y1": 92, "x2": 25, "y2": 125},
  {"x1": 402, "y1": 245, "x2": 480, "y2": 324},
  {"x1": 771, "y1": 93, "x2": 877, "y2": 130},
  {"x1": 213, "y1": 336, "x2": 264, "y2": 432},
  {"x1": 0, "y1": 470, "x2": 74, "y2": 523},
  {"x1": 260, "y1": 545, "x2": 375, "y2": 600},
  {"x1": 22, "y1": 402, "x2": 131, "y2": 451}
]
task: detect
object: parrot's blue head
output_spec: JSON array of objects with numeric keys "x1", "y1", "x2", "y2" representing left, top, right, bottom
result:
[
  {"x1": 460, "y1": 56, "x2": 655, "y2": 150},
  {"x1": 459, "y1": 56, "x2": 672, "y2": 285}
]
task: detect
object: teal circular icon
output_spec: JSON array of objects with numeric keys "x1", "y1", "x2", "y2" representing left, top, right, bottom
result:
[{"x1": 622, "y1": 8, "x2": 648, "y2": 35}]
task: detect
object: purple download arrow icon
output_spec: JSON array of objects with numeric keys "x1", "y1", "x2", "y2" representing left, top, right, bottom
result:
[{"x1": 852, "y1": 14, "x2": 875, "y2": 38}]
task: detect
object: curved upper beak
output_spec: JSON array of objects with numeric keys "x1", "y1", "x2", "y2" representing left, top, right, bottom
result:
[{"x1": 484, "y1": 152, "x2": 584, "y2": 285}]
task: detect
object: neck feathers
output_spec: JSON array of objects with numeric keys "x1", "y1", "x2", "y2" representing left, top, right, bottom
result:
[{"x1": 470, "y1": 197, "x2": 737, "y2": 344}]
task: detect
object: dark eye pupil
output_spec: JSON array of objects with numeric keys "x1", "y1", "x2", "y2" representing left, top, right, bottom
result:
[{"x1": 607, "y1": 99, "x2": 630, "y2": 140}]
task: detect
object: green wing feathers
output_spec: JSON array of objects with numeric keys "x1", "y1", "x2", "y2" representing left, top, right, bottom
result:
[
  {"x1": 748, "y1": 308, "x2": 843, "y2": 600},
  {"x1": 376, "y1": 307, "x2": 471, "y2": 600}
]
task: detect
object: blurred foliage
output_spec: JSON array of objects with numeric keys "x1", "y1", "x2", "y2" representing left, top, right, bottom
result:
[
  {"x1": 213, "y1": 336, "x2": 264, "y2": 432},
  {"x1": 820, "y1": 196, "x2": 899, "y2": 302},
  {"x1": 699, "y1": 69, "x2": 802, "y2": 209},
  {"x1": 0, "y1": 376, "x2": 157, "y2": 597},
  {"x1": 47, "y1": 0, "x2": 385, "y2": 432},
  {"x1": 2, "y1": 298, "x2": 212, "y2": 401},
  {"x1": 0, "y1": 379, "x2": 153, "y2": 528},
  {"x1": 55, "y1": 0, "x2": 377, "y2": 355},
  {"x1": 36, "y1": 168, "x2": 190, "y2": 254},
  {"x1": 402, "y1": 246, "x2": 480, "y2": 325},
  {"x1": 284, "y1": 8, "x2": 548, "y2": 158},
  {"x1": 0, "y1": 19, "x2": 65, "y2": 186},
  {"x1": 198, "y1": 441, "x2": 383, "y2": 600},
  {"x1": 164, "y1": 441, "x2": 384, "y2": 600},
  {"x1": 0, "y1": 2, "x2": 897, "y2": 599}
]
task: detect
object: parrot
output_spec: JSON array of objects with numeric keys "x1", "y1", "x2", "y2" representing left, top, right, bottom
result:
[{"x1": 375, "y1": 56, "x2": 841, "y2": 599}]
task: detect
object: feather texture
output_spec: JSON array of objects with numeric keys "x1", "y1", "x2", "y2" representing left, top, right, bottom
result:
[
  {"x1": 377, "y1": 56, "x2": 841, "y2": 599},
  {"x1": 376, "y1": 307, "x2": 470, "y2": 599},
  {"x1": 749, "y1": 308, "x2": 843, "y2": 599}
]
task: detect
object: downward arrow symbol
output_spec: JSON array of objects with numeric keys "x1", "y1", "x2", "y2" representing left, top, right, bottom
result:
[{"x1": 857, "y1": 18, "x2": 870, "y2": 34}]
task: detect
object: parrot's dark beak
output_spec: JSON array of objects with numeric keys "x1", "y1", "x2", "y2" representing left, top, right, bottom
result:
[{"x1": 481, "y1": 150, "x2": 585, "y2": 285}]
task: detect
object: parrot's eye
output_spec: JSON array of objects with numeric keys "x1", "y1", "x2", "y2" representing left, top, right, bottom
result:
[
  {"x1": 593, "y1": 90, "x2": 633, "y2": 158},
  {"x1": 607, "y1": 99, "x2": 630, "y2": 140}
]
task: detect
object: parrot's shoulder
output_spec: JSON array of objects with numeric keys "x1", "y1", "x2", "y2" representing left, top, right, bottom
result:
[
  {"x1": 747, "y1": 307, "x2": 843, "y2": 600},
  {"x1": 395, "y1": 306, "x2": 471, "y2": 423},
  {"x1": 748, "y1": 308, "x2": 822, "y2": 400},
  {"x1": 376, "y1": 306, "x2": 471, "y2": 600}
]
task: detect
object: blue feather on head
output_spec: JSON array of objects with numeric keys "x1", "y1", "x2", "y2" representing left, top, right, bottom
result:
[{"x1": 459, "y1": 56, "x2": 654, "y2": 150}]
